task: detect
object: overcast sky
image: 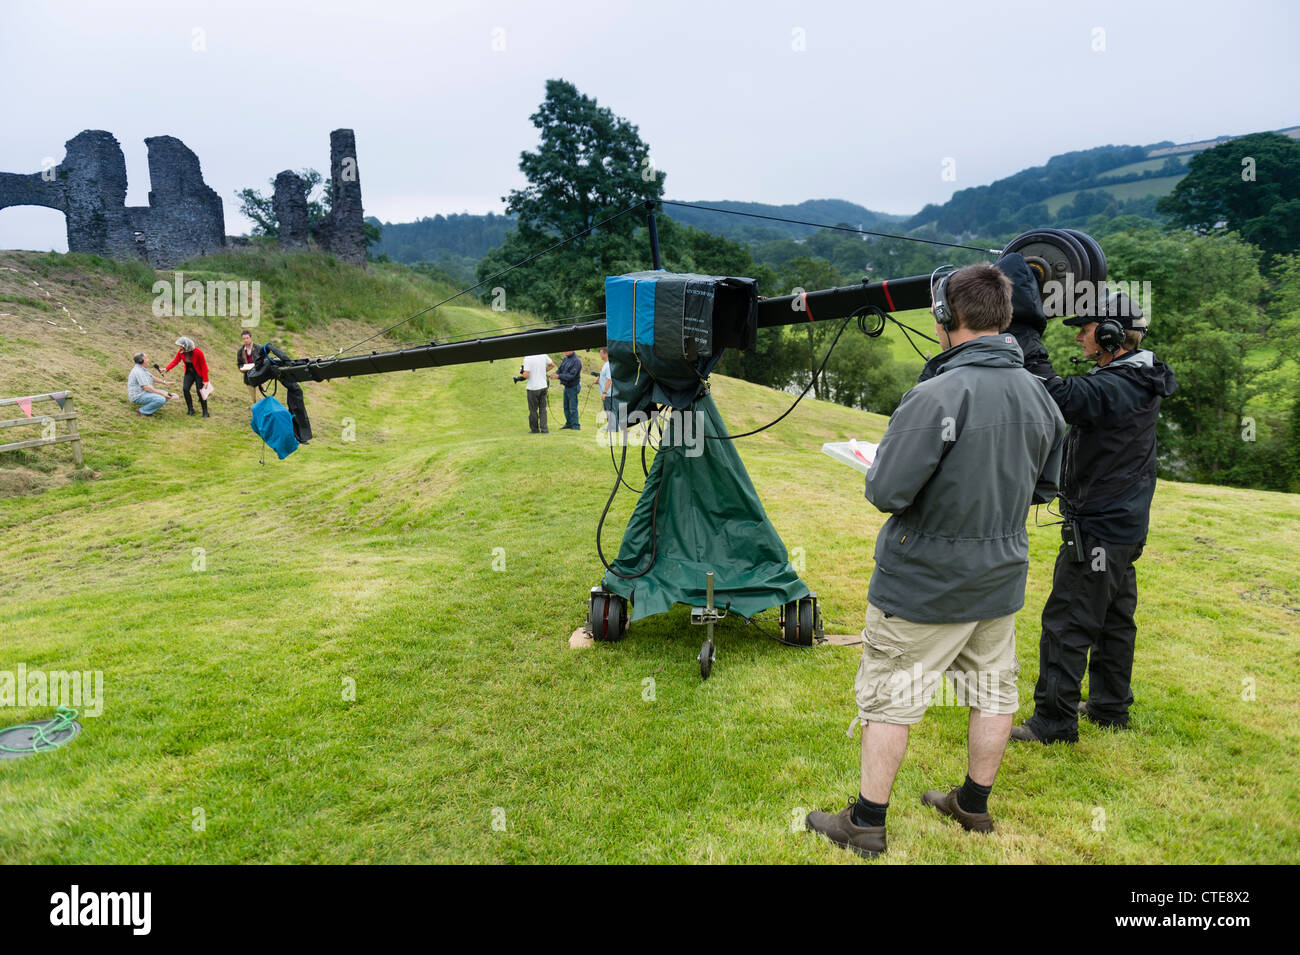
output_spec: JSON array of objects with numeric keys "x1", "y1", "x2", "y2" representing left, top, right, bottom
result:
[{"x1": 2, "y1": 0, "x2": 1297, "y2": 251}]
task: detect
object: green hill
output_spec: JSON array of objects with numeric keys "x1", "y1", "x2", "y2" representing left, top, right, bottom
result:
[
  {"x1": 1043, "y1": 174, "x2": 1186, "y2": 217},
  {"x1": 905, "y1": 126, "x2": 1298, "y2": 238},
  {"x1": 1, "y1": 252, "x2": 1296, "y2": 863},
  {"x1": 662, "y1": 198, "x2": 906, "y2": 243}
]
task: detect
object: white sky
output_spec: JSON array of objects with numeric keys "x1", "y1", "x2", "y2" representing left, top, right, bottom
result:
[{"x1": 2, "y1": 0, "x2": 1297, "y2": 251}]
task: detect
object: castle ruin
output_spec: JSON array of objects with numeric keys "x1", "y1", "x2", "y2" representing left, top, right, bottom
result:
[{"x1": 0, "y1": 128, "x2": 365, "y2": 268}]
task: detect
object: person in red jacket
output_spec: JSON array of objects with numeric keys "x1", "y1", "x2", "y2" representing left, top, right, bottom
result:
[{"x1": 164, "y1": 336, "x2": 211, "y2": 418}]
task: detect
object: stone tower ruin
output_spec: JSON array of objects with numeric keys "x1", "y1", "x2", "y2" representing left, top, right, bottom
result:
[{"x1": 273, "y1": 128, "x2": 366, "y2": 265}]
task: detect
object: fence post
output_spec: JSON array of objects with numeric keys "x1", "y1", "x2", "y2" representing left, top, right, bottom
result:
[{"x1": 64, "y1": 394, "x2": 84, "y2": 468}]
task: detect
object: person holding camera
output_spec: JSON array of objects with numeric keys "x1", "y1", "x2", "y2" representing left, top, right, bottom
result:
[
  {"x1": 519, "y1": 354, "x2": 554, "y2": 433},
  {"x1": 805, "y1": 262, "x2": 1065, "y2": 858},
  {"x1": 1010, "y1": 290, "x2": 1178, "y2": 744}
]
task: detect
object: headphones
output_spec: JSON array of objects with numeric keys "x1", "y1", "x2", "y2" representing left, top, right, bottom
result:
[
  {"x1": 931, "y1": 266, "x2": 959, "y2": 331},
  {"x1": 1094, "y1": 317, "x2": 1126, "y2": 355}
]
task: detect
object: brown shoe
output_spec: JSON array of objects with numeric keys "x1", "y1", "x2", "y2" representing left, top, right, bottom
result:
[
  {"x1": 805, "y1": 800, "x2": 886, "y2": 858},
  {"x1": 1079, "y1": 700, "x2": 1127, "y2": 730},
  {"x1": 1009, "y1": 723, "x2": 1043, "y2": 743},
  {"x1": 921, "y1": 787, "x2": 994, "y2": 833}
]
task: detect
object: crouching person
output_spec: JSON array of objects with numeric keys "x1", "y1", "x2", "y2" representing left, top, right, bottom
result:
[
  {"x1": 805, "y1": 263, "x2": 1065, "y2": 858},
  {"x1": 127, "y1": 352, "x2": 176, "y2": 416}
]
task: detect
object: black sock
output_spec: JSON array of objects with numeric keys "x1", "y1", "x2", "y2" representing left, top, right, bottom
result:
[
  {"x1": 851, "y1": 793, "x2": 888, "y2": 828},
  {"x1": 957, "y1": 775, "x2": 993, "y2": 815}
]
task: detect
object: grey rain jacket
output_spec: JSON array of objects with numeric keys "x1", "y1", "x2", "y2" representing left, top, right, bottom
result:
[{"x1": 864, "y1": 334, "x2": 1066, "y2": 623}]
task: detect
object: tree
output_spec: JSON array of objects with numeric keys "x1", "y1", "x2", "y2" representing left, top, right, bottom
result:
[
  {"x1": 1100, "y1": 228, "x2": 1286, "y2": 485},
  {"x1": 477, "y1": 79, "x2": 662, "y2": 319},
  {"x1": 1157, "y1": 132, "x2": 1300, "y2": 259},
  {"x1": 778, "y1": 256, "x2": 844, "y2": 400},
  {"x1": 235, "y1": 169, "x2": 326, "y2": 236},
  {"x1": 822, "y1": 331, "x2": 911, "y2": 415}
]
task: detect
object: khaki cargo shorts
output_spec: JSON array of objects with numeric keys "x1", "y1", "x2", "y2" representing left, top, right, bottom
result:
[{"x1": 854, "y1": 603, "x2": 1020, "y2": 725}]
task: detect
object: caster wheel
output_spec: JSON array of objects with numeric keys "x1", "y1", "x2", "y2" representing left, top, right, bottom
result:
[
  {"x1": 698, "y1": 639, "x2": 715, "y2": 679},
  {"x1": 782, "y1": 600, "x2": 799, "y2": 644},
  {"x1": 590, "y1": 592, "x2": 628, "y2": 642},
  {"x1": 797, "y1": 597, "x2": 815, "y2": 646}
]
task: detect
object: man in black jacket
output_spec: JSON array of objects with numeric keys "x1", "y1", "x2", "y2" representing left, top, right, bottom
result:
[
  {"x1": 551, "y1": 350, "x2": 583, "y2": 430},
  {"x1": 1010, "y1": 290, "x2": 1178, "y2": 743}
]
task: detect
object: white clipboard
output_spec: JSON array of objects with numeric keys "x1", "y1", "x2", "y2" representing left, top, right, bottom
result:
[{"x1": 821, "y1": 439, "x2": 879, "y2": 475}]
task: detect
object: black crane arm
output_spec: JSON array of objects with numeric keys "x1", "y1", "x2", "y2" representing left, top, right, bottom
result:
[
  {"x1": 269, "y1": 274, "x2": 934, "y2": 385},
  {"x1": 267, "y1": 225, "x2": 1103, "y2": 385}
]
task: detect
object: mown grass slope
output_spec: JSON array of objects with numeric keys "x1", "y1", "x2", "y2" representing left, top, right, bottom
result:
[{"x1": 0, "y1": 251, "x2": 1296, "y2": 864}]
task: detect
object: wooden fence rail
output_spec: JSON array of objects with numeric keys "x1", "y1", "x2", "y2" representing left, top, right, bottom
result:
[{"x1": 0, "y1": 392, "x2": 84, "y2": 467}]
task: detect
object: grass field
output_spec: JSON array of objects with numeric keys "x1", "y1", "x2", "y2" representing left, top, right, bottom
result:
[
  {"x1": 1098, "y1": 155, "x2": 1191, "y2": 180},
  {"x1": 1044, "y1": 175, "x2": 1186, "y2": 216},
  {"x1": 1, "y1": 251, "x2": 1297, "y2": 864}
]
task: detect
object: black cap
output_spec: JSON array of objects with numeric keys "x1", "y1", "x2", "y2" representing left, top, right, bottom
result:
[{"x1": 1063, "y1": 290, "x2": 1148, "y2": 332}]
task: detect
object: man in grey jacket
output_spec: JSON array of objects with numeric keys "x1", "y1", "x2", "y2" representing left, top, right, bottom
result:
[{"x1": 806, "y1": 261, "x2": 1066, "y2": 858}]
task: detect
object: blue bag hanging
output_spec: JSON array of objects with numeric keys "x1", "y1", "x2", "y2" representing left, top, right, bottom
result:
[{"x1": 250, "y1": 395, "x2": 299, "y2": 459}]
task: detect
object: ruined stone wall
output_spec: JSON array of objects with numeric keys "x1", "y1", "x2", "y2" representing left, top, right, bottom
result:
[
  {"x1": 2, "y1": 127, "x2": 366, "y2": 268},
  {"x1": 137, "y1": 135, "x2": 226, "y2": 265},
  {"x1": 0, "y1": 130, "x2": 223, "y2": 268}
]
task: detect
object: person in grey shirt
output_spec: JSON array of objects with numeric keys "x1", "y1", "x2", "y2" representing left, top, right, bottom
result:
[
  {"x1": 806, "y1": 261, "x2": 1065, "y2": 858},
  {"x1": 127, "y1": 352, "x2": 176, "y2": 416}
]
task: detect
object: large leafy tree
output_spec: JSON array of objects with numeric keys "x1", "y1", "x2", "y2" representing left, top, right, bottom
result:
[
  {"x1": 1157, "y1": 132, "x2": 1300, "y2": 258},
  {"x1": 478, "y1": 79, "x2": 663, "y2": 319},
  {"x1": 778, "y1": 256, "x2": 844, "y2": 401},
  {"x1": 1099, "y1": 228, "x2": 1297, "y2": 487}
]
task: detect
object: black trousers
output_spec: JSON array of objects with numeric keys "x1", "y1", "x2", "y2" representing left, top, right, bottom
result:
[
  {"x1": 1025, "y1": 532, "x2": 1144, "y2": 741},
  {"x1": 527, "y1": 387, "x2": 548, "y2": 433},
  {"x1": 182, "y1": 368, "x2": 208, "y2": 414}
]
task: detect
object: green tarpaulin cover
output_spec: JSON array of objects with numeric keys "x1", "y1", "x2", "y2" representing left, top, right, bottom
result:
[{"x1": 601, "y1": 268, "x2": 809, "y2": 620}]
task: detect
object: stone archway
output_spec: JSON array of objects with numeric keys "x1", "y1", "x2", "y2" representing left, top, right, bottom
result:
[{"x1": 0, "y1": 130, "x2": 225, "y2": 268}]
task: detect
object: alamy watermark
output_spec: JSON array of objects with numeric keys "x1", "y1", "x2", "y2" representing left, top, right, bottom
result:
[
  {"x1": 0, "y1": 664, "x2": 103, "y2": 717},
  {"x1": 597, "y1": 402, "x2": 704, "y2": 458},
  {"x1": 153, "y1": 272, "x2": 261, "y2": 326},
  {"x1": 1040, "y1": 278, "x2": 1151, "y2": 321},
  {"x1": 888, "y1": 664, "x2": 1006, "y2": 711}
]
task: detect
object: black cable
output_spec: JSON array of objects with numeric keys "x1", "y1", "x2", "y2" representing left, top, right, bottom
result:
[
  {"x1": 886, "y1": 315, "x2": 938, "y2": 362},
  {"x1": 337, "y1": 202, "x2": 646, "y2": 355},
  {"x1": 638, "y1": 407, "x2": 665, "y2": 477},
  {"x1": 439, "y1": 312, "x2": 606, "y2": 346},
  {"x1": 1034, "y1": 503, "x2": 1064, "y2": 528},
  {"x1": 659, "y1": 200, "x2": 1001, "y2": 254},
  {"x1": 608, "y1": 427, "x2": 642, "y2": 493},
  {"x1": 596, "y1": 423, "x2": 668, "y2": 579},
  {"x1": 742, "y1": 613, "x2": 826, "y2": 649},
  {"x1": 856, "y1": 300, "x2": 939, "y2": 358},
  {"x1": 707, "y1": 301, "x2": 943, "y2": 442},
  {"x1": 708, "y1": 311, "x2": 860, "y2": 441}
]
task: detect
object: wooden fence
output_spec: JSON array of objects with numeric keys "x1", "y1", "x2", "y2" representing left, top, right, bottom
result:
[{"x1": 0, "y1": 392, "x2": 84, "y2": 467}]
